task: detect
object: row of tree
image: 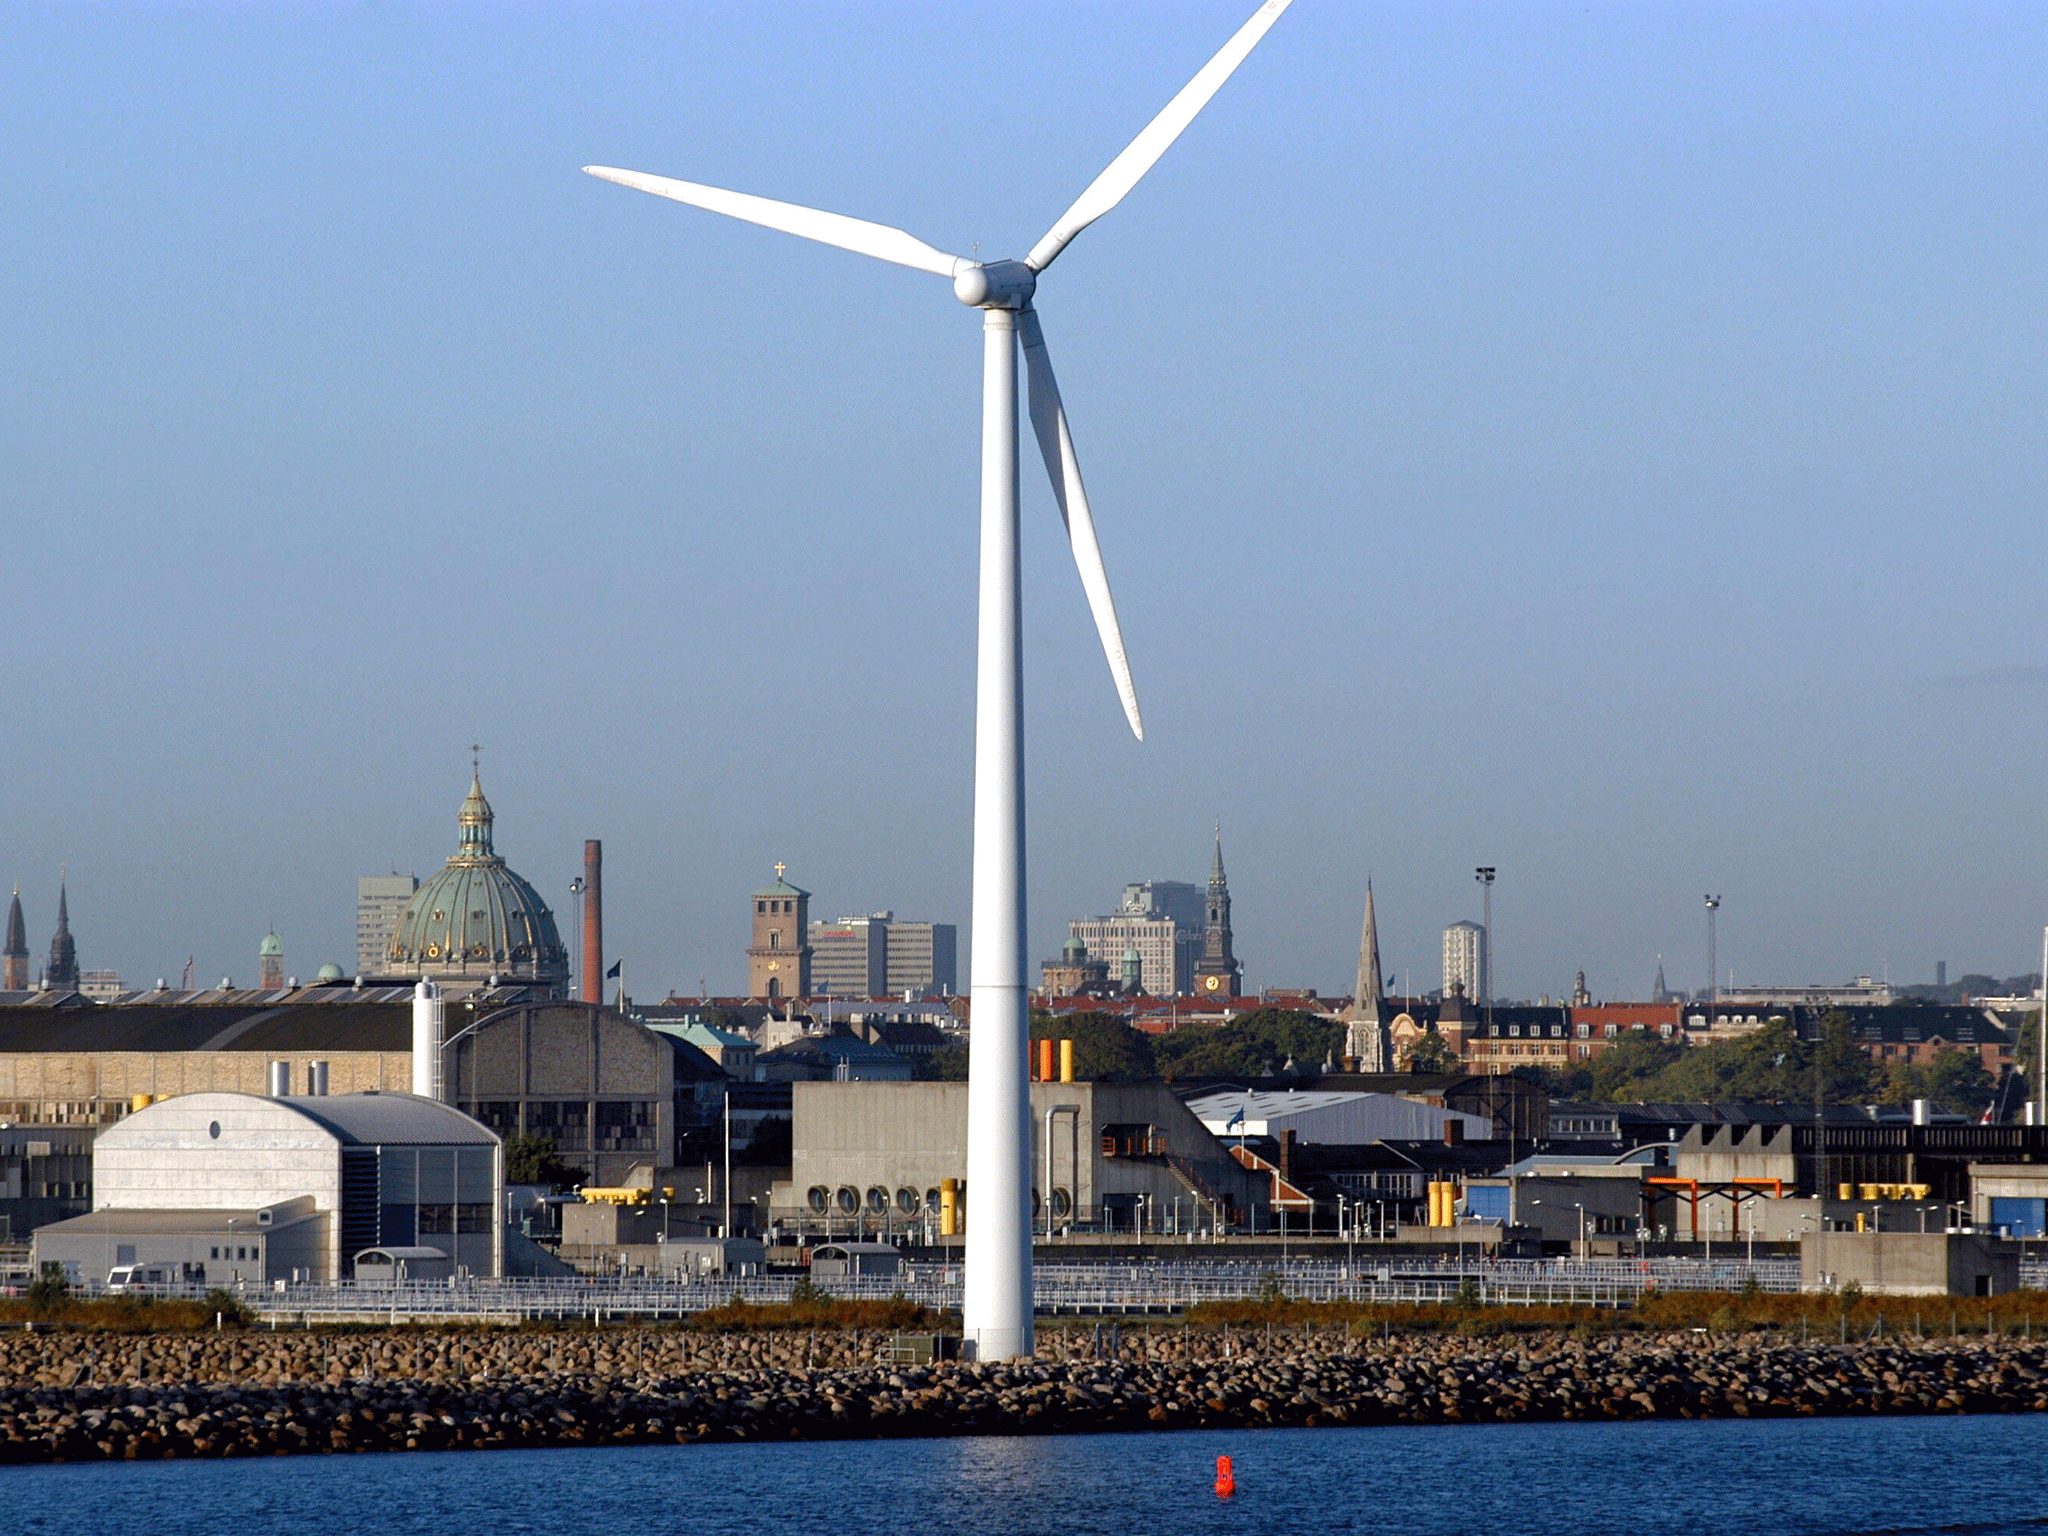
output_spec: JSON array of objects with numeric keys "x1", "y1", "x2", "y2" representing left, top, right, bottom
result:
[{"x1": 1518, "y1": 1013, "x2": 1998, "y2": 1114}]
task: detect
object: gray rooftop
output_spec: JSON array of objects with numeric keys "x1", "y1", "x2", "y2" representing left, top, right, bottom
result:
[{"x1": 276, "y1": 1092, "x2": 498, "y2": 1147}]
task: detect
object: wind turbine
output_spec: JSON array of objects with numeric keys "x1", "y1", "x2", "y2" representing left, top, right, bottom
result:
[{"x1": 586, "y1": 0, "x2": 1294, "y2": 1360}]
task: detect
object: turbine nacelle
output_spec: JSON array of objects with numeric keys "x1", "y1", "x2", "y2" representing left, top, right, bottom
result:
[{"x1": 953, "y1": 259, "x2": 1037, "y2": 311}]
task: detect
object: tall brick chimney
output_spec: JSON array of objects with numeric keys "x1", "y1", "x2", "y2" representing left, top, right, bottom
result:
[
  {"x1": 1278, "y1": 1128, "x2": 1296, "y2": 1185},
  {"x1": 581, "y1": 839, "x2": 603, "y2": 1005}
]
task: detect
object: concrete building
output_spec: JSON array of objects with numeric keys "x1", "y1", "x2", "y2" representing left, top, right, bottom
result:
[
  {"x1": 382, "y1": 771, "x2": 570, "y2": 997},
  {"x1": 1442, "y1": 921, "x2": 1485, "y2": 1002},
  {"x1": 33, "y1": 1090, "x2": 503, "y2": 1283},
  {"x1": 1969, "y1": 1164, "x2": 2048, "y2": 1237},
  {"x1": 356, "y1": 874, "x2": 419, "y2": 978},
  {"x1": 747, "y1": 866, "x2": 812, "y2": 1000},
  {"x1": 33, "y1": 1200, "x2": 326, "y2": 1289},
  {"x1": 1464, "y1": 1160, "x2": 1653, "y2": 1247},
  {"x1": 440, "y1": 999, "x2": 725, "y2": 1188},
  {"x1": 1803, "y1": 1230, "x2": 2019, "y2": 1296},
  {"x1": 773, "y1": 1079, "x2": 1266, "y2": 1237}
]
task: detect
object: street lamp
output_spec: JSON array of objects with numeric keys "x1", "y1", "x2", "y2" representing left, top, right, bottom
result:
[
  {"x1": 1474, "y1": 868, "x2": 1497, "y2": 1008},
  {"x1": 1704, "y1": 895, "x2": 1721, "y2": 1008},
  {"x1": 569, "y1": 877, "x2": 585, "y2": 997}
]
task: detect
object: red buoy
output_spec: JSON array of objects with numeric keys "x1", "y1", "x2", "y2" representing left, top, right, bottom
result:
[{"x1": 1215, "y1": 1454, "x2": 1236, "y2": 1498}]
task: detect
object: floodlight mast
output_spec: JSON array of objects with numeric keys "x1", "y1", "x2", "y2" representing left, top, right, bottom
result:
[{"x1": 584, "y1": 0, "x2": 1293, "y2": 1359}]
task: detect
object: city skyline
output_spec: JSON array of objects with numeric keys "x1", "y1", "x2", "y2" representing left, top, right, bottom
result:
[
  {"x1": 2, "y1": 791, "x2": 2029, "y2": 1004},
  {"x1": 4, "y1": 4, "x2": 2042, "y2": 1004}
]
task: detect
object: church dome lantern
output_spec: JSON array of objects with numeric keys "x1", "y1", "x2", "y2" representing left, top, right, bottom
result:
[{"x1": 385, "y1": 766, "x2": 569, "y2": 996}]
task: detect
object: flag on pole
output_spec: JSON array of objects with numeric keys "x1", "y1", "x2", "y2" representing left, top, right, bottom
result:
[{"x1": 605, "y1": 960, "x2": 622, "y2": 979}]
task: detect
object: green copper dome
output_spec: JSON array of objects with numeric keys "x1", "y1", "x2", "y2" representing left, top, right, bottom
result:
[
  {"x1": 259, "y1": 931, "x2": 284, "y2": 959},
  {"x1": 385, "y1": 771, "x2": 568, "y2": 992}
]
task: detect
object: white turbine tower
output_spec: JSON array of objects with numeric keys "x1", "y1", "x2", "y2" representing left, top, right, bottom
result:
[{"x1": 586, "y1": 0, "x2": 1293, "y2": 1360}]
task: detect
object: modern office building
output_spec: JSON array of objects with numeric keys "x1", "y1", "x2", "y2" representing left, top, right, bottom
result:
[
  {"x1": 809, "y1": 912, "x2": 959, "y2": 997},
  {"x1": 357, "y1": 873, "x2": 419, "y2": 977},
  {"x1": 810, "y1": 915, "x2": 888, "y2": 996},
  {"x1": 1443, "y1": 920, "x2": 1487, "y2": 1002},
  {"x1": 884, "y1": 920, "x2": 956, "y2": 996}
]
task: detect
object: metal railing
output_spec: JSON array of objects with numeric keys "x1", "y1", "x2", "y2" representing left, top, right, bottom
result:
[{"x1": 78, "y1": 1255, "x2": 1803, "y2": 1322}]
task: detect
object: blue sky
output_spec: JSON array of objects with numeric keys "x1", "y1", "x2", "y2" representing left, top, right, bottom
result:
[{"x1": 3, "y1": 2, "x2": 2044, "y2": 1000}]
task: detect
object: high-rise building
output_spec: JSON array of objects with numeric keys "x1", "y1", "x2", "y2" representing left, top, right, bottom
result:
[
  {"x1": 1443, "y1": 920, "x2": 1486, "y2": 1001},
  {"x1": 811, "y1": 914, "x2": 888, "y2": 996},
  {"x1": 885, "y1": 919, "x2": 957, "y2": 996},
  {"x1": 46, "y1": 880, "x2": 78, "y2": 990},
  {"x1": 259, "y1": 930, "x2": 285, "y2": 990},
  {"x1": 1068, "y1": 912, "x2": 1184, "y2": 996},
  {"x1": 1067, "y1": 877, "x2": 1207, "y2": 996},
  {"x1": 808, "y1": 912, "x2": 958, "y2": 997},
  {"x1": 357, "y1": 874, "x2": 419, "y2": 977},
  {"x1": 2, "y1": 887, "x2": 27, "y2": 991},
  {"x1": 747, "y1": 865, "x2": 812, "y2": 999},
  {"x1": 1192, "y1": 824, "x2": 1244, "y2": 998}
]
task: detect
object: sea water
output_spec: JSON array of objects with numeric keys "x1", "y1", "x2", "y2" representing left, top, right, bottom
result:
[{"x1": 13, "y1": 1414, "x2": 2048, "y2": 1536}]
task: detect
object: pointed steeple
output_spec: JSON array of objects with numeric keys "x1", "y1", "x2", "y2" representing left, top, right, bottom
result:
[
  {"x1": 1355, "y1": 882, "x2": 1384, "y2": 1009},
  {"x1": 1193, "y1": 819, "x2": 1242, "y2": 996},
  {"x1": 1652, "y1": 955, "x2": 1670, "y2": 1004},
  {"x1": 46, "y1": 875, "x2": 78, "y2": 989},
  {"x1": 2, "y1": 885, "x2": 27, "y2": 991},
  {"x1": 1344, "y1": 881, "x2": 1389, "y2": 1071}
]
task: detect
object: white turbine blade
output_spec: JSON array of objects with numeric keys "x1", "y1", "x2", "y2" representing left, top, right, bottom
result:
[
  {"x1": 1019, "y1": 307, "x2": 1144, "y2": 741},
  {"x1": 1025, "y1": 0, "x2": 1293, "y2": 273},
  {"x1": 584, "y1": 165, "x2": 967, "y2": 279}
]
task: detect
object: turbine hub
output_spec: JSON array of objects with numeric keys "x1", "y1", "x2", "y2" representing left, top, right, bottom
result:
[{"x1": 954, "y1": 259, "x2": 1036, "y2": 310}]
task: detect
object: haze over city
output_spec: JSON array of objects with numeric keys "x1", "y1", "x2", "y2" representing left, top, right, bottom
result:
[{"x1": 5, "y1": 1, "x2": 2043, "y2": 998}]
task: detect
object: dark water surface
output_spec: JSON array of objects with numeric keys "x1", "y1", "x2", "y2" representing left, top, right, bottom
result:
[{"x1": 13, "y1": 1415, "x2": 2048, "y2": 1535}]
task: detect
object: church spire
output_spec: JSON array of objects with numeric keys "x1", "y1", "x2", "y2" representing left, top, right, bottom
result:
[
  {"x1": 1355, "y1": 881, "x2": 1384, "y2": 1008},
  {"x1": 1652, "y1": 954, "x2": 1671, "y2": 1004},
  {"x1": 1193, "y1": 820, "x2": 1242, "y2": 997},
  {"x1": 47, "y1": 875, "x2": 78, "y2": 989},
  {"x1": 2, "y1": 886, "x2": 27, "y2": 992},
  {"x1": 1344, "y1": 882, "x2": 1388, "y2": 1071}
]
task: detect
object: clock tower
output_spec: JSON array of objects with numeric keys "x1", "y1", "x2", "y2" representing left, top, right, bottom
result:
[
  {"x1": 1192, "y1": 823, "x2": 1243, "y2": 998},
  {"x1": 747, "y1": 863, "x2": 812, "y2": 999}
]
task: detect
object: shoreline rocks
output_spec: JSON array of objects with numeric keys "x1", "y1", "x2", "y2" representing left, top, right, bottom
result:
[{"x1": 1, "y1": 1329, "x2": 2044, "y2": 1463}]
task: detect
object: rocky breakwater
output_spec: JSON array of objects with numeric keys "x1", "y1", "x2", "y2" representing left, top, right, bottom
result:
[{"x1": 2, "y1": 1330, "x2": 2046, "y2": 1463}]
